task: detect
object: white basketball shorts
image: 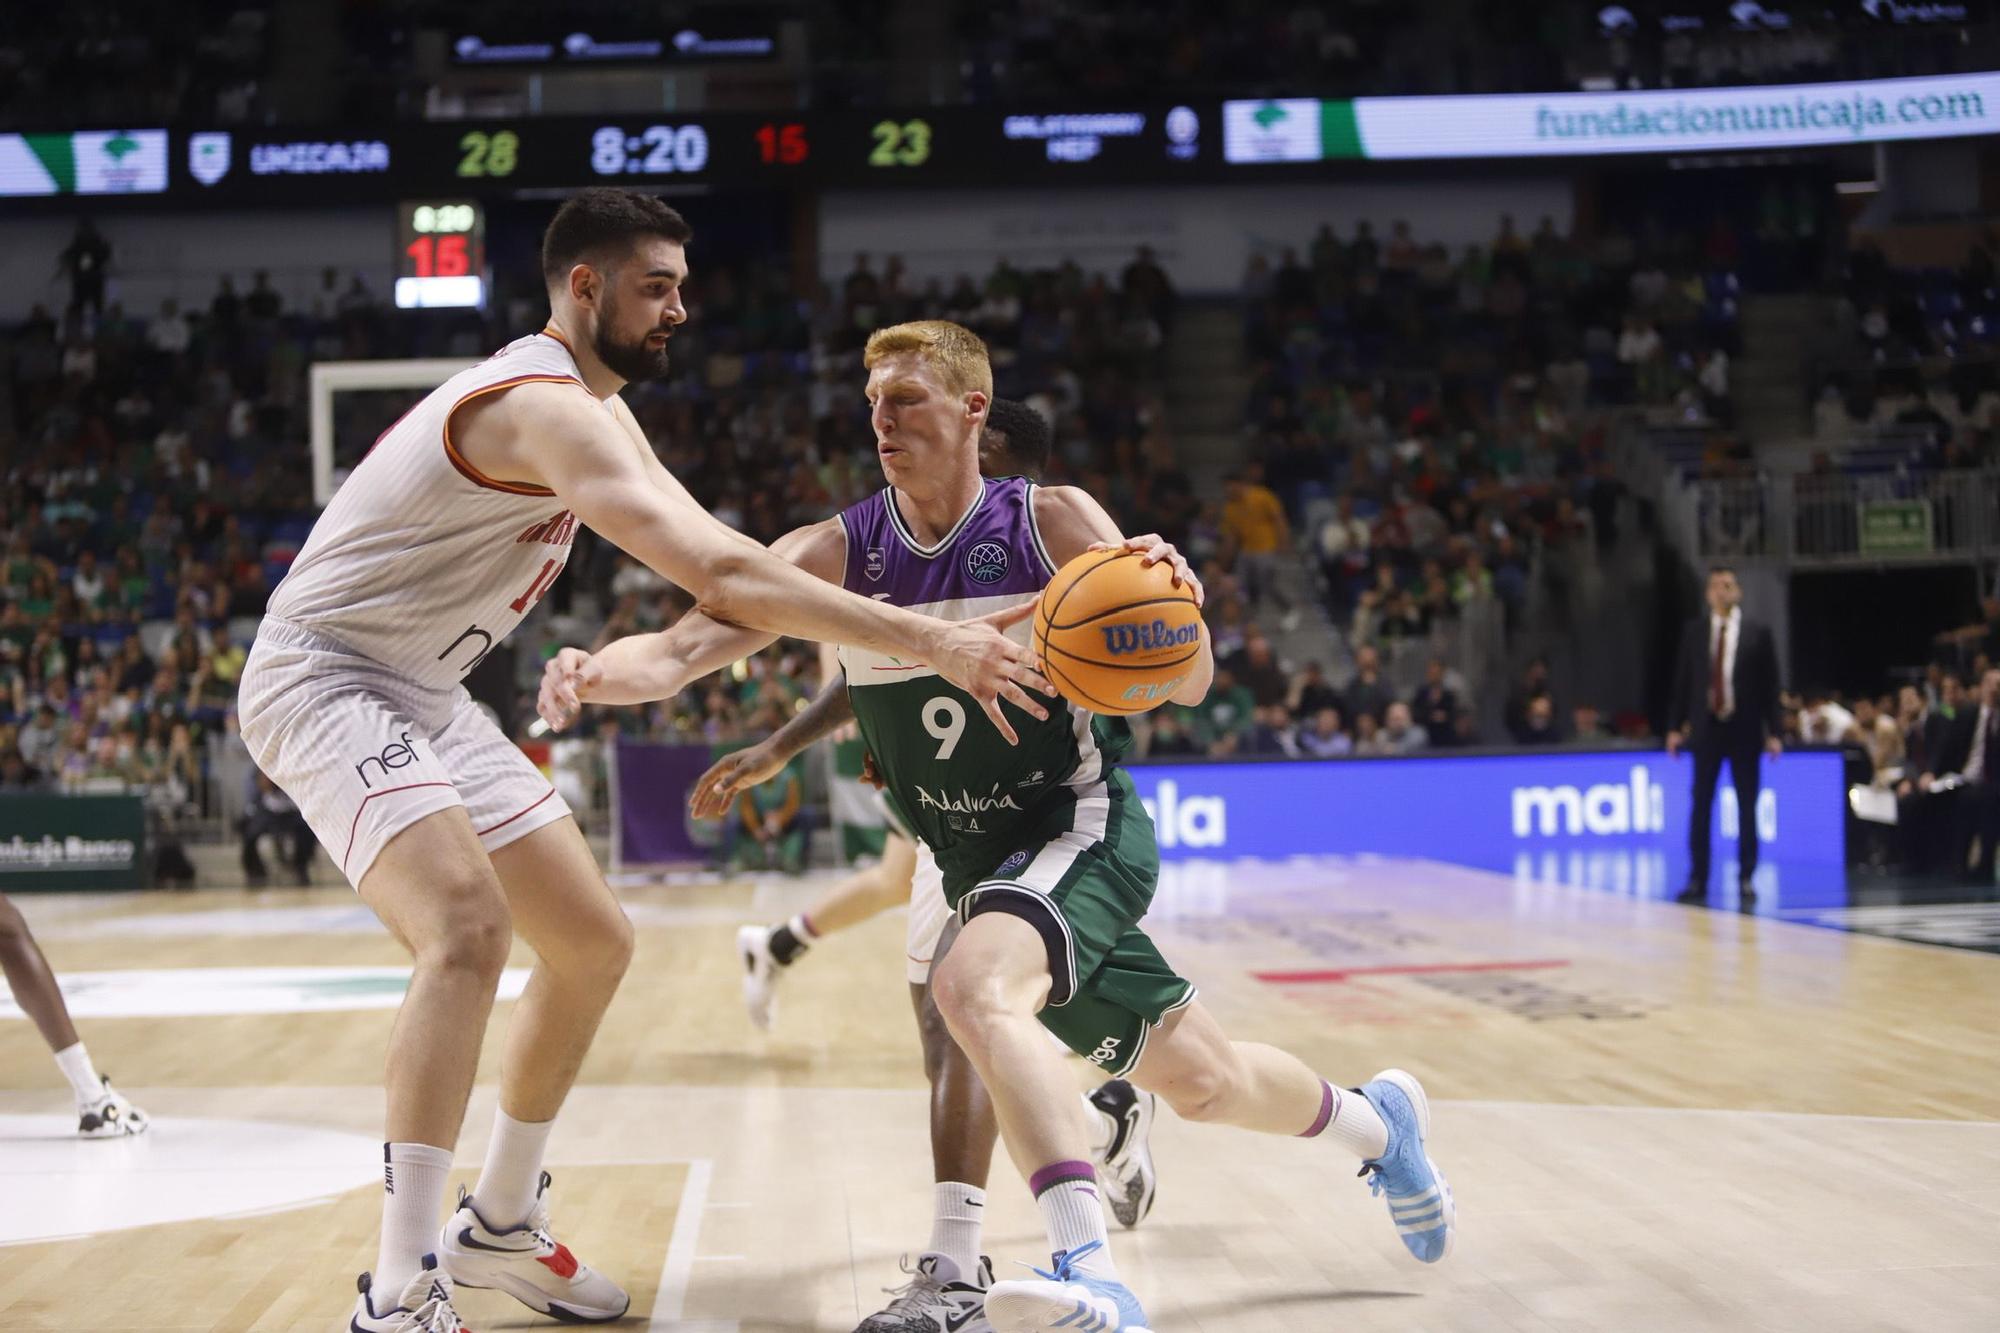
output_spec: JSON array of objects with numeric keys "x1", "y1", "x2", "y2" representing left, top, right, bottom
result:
[
  {"x1": 904, "y1": 838, "x2": 953, "y2": 986},
  {"x1": 238, "y1": 618, "x2": 571, "y2": 887}
]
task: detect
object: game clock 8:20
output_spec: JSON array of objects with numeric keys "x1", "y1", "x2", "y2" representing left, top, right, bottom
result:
[{"x1": 592, "y1": 124, "x2": 710, "y2": 176}]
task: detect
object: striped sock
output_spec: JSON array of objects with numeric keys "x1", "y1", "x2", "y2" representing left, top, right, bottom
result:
[
  {"x1": 1030, "y1": 1160, "x2": 1115, "y2": 1280},
  {"x1": 1298, "y1": 1079, "x2": 1389, "y2": 1160},
  {"x1": 767, "y1": 913, "x2": 817, "y2": 966}
]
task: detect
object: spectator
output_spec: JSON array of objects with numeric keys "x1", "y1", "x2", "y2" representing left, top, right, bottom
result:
[
  {"x1": 1221, "y1": 466, "x2": 1299, "y2": 631},
  {"x1": 734, "y1": 753, "x2": 805, "y2": 875},
  {"x1": 1848, "y1": 694, "x2": 1903, "y2": 778},
  {"x1": 56, "y1": 219, "x2": 111, "y2": 317},
  {"x1": 1410, "y1": 658, "x2": 1460, "y2": 748},
  {"x1": 1353, "y1": 710, "x2": 1387, "y2": 755},
  {"x1": 1195, "y1": 666, "x2": 1256, "y2": 743},
  {"x1": 1948, "y1": 667, "x2": 2000, "y2": 884},
  {"x1": 1243, "y1": 705, "x2": 1298, "y2": 758},
  {"x1": 1229, "y1": 630, "x2": 1290, "y2": 708},
  {"x1": 1504, "y1": 659, "x2": 1553, "y2": 740},
  {"x1": 1571, "y1": 703, "x2": 1612, "y2": 743},
  {"x1": 1797, "y1": 689, "x2": 1856, "y2": 745},
  {"x1": 1514, "y1": 694, "x2": 1561, "y2": 745},
  {"x1": 17, "y1": 704, "x2": 61, "y2": 771},
  {"x1": 1297, "y1": 707, "x2": 1353, "y2": 758},
  {"x1": 241, "y1": 770, "x2": 313, "y2": 887},
  {"x1": 1288, "y1": 660, "x2": 1342, "y2": 721},
  {"x1": 1145, "y1": 710, "x2": 1203, "y2": 757},
  {"x1": 1344, "y1": 645, "x2": 1394, "y2": 724},
  {"x1": 1378, "y1": 702, "x2": 1430, "y2": 755}
]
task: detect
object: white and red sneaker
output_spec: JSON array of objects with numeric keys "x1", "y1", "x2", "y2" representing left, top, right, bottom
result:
[{"x1": 437, "y1": 1171, "x2": 629, "y2": 1323}]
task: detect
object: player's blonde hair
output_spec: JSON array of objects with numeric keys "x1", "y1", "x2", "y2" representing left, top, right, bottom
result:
[{"x1": 863, "y1": 320, "x2": 994, "y2": 399}]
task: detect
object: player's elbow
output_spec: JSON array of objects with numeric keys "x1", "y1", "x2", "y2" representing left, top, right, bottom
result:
[{"x1": 693, "y1": 549, "x2": 759, "y2": 628}]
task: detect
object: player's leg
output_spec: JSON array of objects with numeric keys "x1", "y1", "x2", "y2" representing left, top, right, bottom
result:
[
  {"x1": 856, "y1": 907, "x2": 1003, "y2": 1333},
  {"x1": 0, "y1": 893, "x2": 146, "y2": 1136},
  {"x1": 353, "y1": 807, "x2": 514, "y2": 1317},
  {"x1": 738, "y1": 830, "x2": 916, "y2": 1030},
  {"x1": 426, "y1": 699, "x2": 631, "y2": 1322},
  {"x1": 1124, "y1": 992, "x2": 1454, "y2": 1264},
  {"x1": 932, "y1": 912, "x2": 1149, "y2": 1332},
  {"x1": 236, "y1": 633, "x2": 491, "y2": 1329}
]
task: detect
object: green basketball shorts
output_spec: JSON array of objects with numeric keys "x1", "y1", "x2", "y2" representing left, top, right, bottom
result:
[{"x1": 947, "y1": 769, "x2": 1197, "y2": 1078}]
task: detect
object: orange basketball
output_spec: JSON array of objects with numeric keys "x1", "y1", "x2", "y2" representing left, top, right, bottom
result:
[{"x1": 1033, "y1": 549, "x2": 1203, "y2": 716}]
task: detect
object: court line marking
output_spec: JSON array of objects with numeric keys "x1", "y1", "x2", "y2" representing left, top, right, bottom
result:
[
  {"x1": 1252, "y1": 959, "x2": 1570, "y2": 984},
  {"x1": 649, "y1": 1158, "x2": 740, "y2": 1333}
]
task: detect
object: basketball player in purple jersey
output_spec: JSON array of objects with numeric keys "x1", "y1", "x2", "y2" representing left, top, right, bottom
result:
[{"x1": 541, "y1": 320, "x2": 1456, "y2": 1332}]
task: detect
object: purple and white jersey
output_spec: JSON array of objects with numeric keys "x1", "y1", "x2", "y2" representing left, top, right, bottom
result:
[{"x1": 834, "y1": 477, "x2": 1124, "y2": 879}]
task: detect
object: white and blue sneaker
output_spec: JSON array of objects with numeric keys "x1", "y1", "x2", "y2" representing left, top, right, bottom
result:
[
  {"x1": 984, "y1": 1242, "x2": 1151, "y2": 1333},
  {"x1": 1357, "y1": 1069, "x2": 1455, "y2": 1263}
]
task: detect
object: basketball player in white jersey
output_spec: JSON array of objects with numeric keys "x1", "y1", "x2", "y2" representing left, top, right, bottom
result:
[{"x1": 236, "y1": 189, "x2": 1054, "y2": 1333}]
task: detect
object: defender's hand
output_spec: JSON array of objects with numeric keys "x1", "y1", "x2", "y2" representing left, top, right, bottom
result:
[
  {"x1": 923, "y1": 601, "x2": 1058, "y2": 747},
  {"x1": 690, "y1": 744, "x2": 786, "y2": 821},
  {"x1": 538, "y1": 648, "x2": 602, "y2": 733}
]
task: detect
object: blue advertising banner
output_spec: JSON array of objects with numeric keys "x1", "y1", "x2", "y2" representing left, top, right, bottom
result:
[{"x1": 1126, "y1": 748, "x2": 1846, "y2": 873}]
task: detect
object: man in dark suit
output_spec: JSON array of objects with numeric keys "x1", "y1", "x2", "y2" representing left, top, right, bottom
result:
[{"x1": 1668, "y1": 565, "x2": 1783, "y2": 903}]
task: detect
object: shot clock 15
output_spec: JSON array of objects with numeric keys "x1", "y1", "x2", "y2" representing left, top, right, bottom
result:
[{"x1": 396, "y1": 200, "x2": 487, "y2": 309}]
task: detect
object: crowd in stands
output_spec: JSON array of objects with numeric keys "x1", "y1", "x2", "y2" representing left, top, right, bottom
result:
[
  {"x1": 0, "y1": 3, "x2": 269, "y2": 127},
  {"x1": 1798, "y1": 596, "x2": 2000, "y2": 882},
  {"x1": 1811, "y1": 236, "x2": 2000, "y2": 474}
]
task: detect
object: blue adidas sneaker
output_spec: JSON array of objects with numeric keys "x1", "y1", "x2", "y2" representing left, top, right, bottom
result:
[
  {"x1": 1358, "y1": 1069, "x2": 1456, "y2": 1263},
  {"x1": 984, "y1": 1242, "x2": 1151, "y2": 1333}
]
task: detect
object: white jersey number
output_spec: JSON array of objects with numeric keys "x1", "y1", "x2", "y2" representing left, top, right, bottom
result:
[{"x1": 922, "y1": 696, "x2": 966, "y2": 761}]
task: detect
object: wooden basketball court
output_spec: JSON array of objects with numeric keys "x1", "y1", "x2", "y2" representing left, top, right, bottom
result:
[{"x1": 3, "y1": 855, "x2": 1996, "y2": 1331}]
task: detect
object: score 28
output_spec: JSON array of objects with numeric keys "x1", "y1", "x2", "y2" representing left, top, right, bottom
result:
[{"x1": 869, "y1": 118, "x2": 932, "y2": 168}]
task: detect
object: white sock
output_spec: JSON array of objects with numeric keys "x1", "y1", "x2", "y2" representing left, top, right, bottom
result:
[
  {"x1": 1081, "y1": 1092, "x2": 1115, "y2": 1161},
  {"x1": 376, "y1": 1141, "x2": 453, "y2": 1302},
  {"x1": 53, "y1": 1042, "x2": 103, "y2": 1104},
  {"x1": 472, "y1": 1106, "x2": 555, "y2": 1228},
  {"x1": 1031, "y1": 1162, "x2": 1116, "y2": 1280},
  {"x1": 789, "y1": 912, "x2": 820, "y2": 943},
  {"x1": 1299, "y1": 1079, "x2": 1390, "y2": 1160},
  {"x1": 928, "y1": 1181, "x2": 985, "y2": 1280}
]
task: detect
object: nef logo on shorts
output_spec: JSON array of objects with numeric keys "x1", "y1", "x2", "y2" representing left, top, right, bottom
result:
[
  {"x1": 1099, "y1": 619, "x2": 1200, "y2": 656},
  {"x1": 965, "y1": 541, "x2": 1009, "y2": 585},
  {"x1": 355, "y1": 731, "x2": 421, "y2": 789}
]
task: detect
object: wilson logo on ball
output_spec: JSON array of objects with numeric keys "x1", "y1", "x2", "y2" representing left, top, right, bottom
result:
[{"x1": 1099, "y1": 619, "x2": 1201, "y2": 656}]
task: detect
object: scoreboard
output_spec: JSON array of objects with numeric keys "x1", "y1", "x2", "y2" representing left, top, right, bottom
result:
[
  {"x1": 395, "y1": 200, "x2": 485, "y2": 309},
  {"x1": 132, "y1": 105, "x2": 1219, "y2": 204}
]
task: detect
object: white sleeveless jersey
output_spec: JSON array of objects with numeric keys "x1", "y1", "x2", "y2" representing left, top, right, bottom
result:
[{"x1": 266, "y1": 329, "x2": 607, "y2": 691}]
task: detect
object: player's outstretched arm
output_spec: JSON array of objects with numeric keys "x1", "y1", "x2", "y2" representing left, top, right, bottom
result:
[
  {"x1": 481, "y1": 382, "x2": 1055, "y2": 739},
  {"x1": 686, "y1": 673, "x2": 856, "y2": 820},
  {"x1": 1032, "y1": 484, "x2": 1215, "y2": 707}
]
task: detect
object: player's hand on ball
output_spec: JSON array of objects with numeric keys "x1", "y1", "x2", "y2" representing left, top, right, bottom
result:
[
  {"x1": 926, "y1": 601, "x2": 1057, "y2": 747},
  {"x1": 689, "y1": 744, "x2": 786, "y2": 820},
  {"x1": 538, "y1": 647, "x2": 603, "y2": 732},
  {"x1": 1088, "y1": 535, "x2": 1204, "y2": 607}
]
